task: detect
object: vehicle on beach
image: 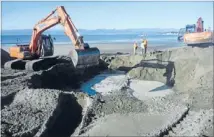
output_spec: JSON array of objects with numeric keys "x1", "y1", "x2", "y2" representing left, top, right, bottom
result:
[
  {"x1": 4, "y1": 6, "x2": 100, "y2": 71},
  {"x1": 177, "y1": 17, "x2": 213, "y2": 46}
]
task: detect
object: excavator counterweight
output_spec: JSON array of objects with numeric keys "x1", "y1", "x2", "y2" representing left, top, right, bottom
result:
[{"x1": 4, "y1": 6, "x2": 100, "y2": 71}]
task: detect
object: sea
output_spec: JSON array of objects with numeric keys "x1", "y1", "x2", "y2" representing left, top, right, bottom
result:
[{"x1": 1, "y1": 29, "x2": 183, "y2": 47}]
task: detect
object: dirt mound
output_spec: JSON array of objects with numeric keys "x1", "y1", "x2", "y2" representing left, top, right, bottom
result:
[
  {"x1": 1, "y1": 88, "x2": 83, "y2": 137},
  {"x1": 109, "y1": 46, "x2": 213, "y2": 110},
  {"x1": 1, "y1": 48, "x2": 11, "y2": 68}
]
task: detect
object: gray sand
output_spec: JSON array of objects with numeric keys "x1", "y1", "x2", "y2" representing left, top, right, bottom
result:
[
  {"x1": 81, "y1": 107, "x2": 188, "y2": 136},
  {"x1": 77, "y1": 45, "x2": 213, "y2": 136},
  {"x1": 1, "y1": 44, "x2": 213, "y2": 137}
]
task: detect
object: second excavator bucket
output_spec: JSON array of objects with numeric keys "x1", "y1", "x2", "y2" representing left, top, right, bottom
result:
[{"x1": 68, "y1": 47, "x2": 100, "y2": 69}]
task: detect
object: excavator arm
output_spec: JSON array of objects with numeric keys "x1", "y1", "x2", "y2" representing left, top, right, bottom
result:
[{"x1": 29, "y1": 6, "x2": 85, "y2": 54}]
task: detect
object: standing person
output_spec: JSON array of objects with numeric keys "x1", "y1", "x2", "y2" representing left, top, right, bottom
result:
[
  {"x1": 140, "y1": 39, "x2": 145, "y2": 55},
  {"x1": 133, "y1": 41, "x2": 138, "y2": 55},
  {"x1": 143, "y1": 38, "x2": 148, "y2": 54}
]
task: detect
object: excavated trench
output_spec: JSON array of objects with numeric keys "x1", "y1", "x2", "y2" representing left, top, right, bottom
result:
[
  {"x1": 37, "y1": 93, "x2": 83, "y2": 137},
  {"x1": 33, "y1": 61, "x2": 107, "y2": 136}
]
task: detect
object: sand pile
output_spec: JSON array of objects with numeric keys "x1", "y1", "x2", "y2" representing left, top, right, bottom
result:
[
  {"x1": 1, "y1": 48, "x2": 11, "y2": 68},
  {"x1": 1, "y1": 88, "x2": 60, "y2": 136},
  {"x1": 167, "y1": 109, "x2": 213, "y2": 136},
  {"x1": 1, "y1": 86, "x2": 91, "y2": 137},
  {"x1": 109, "y1": 46, "x2": 213, "y2": 110}
]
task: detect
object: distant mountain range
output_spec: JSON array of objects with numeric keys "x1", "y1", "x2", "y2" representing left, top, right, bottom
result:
[{"x1": 1, "y1": 28, "x2": 179, "y2": 35}]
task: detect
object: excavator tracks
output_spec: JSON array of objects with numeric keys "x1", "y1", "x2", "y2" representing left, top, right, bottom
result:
[
  {"x1": 4, "y1": 59, "x2": 27, "y2": 70},
  {"x1": 4, "y1": 47, "x2": 100, "y2": 72},
  {"x1": 4, "y1": 56, "x2": 66, "y2": 72},
  {"x1": 25, "y1": 56, "x2": 59, "y2": 71}
]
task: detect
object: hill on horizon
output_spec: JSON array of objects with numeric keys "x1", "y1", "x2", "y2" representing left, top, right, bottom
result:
[{"x1": 1, "y1": 28, "x2": 179, "y2": 35}]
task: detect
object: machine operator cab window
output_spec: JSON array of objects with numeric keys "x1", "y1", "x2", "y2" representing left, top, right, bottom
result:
[
  {"x1": 38, "y1": 34, "x2": 54, "y2": 57},
  {"x1": 186, "y1": 24, "x2": 196, "y2": 33}
]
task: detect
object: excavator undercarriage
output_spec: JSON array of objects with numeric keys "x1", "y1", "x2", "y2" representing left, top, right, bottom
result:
[{"x1": 4, "y1": 47, "x2": 100, "y2": 71}]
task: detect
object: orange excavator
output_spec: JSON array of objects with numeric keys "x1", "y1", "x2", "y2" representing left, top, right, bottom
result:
[
  {"x1": 4, "y1": 6, "x2": 100, "y2": 71},
  {"x1": 178, "y1": 17, "x2": 213, "y2": 46}
]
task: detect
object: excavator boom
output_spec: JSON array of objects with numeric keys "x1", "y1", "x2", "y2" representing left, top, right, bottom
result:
[{"x1": 30, "y1": 6, "x2": 85, "y2": 55}]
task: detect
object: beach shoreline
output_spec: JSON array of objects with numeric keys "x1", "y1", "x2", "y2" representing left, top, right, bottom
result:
[{"x1": 1, "y1": 42, "x2": 184, "y2": 55}]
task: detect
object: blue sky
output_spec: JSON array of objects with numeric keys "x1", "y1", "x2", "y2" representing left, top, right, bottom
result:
[{"x1": 2, "y1": 1, "x2": 213, "y2": 30}]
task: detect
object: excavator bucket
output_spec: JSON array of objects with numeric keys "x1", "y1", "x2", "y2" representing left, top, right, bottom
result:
[{"x1": 68, "y1": 47, "x2": 100, "y2": 68}]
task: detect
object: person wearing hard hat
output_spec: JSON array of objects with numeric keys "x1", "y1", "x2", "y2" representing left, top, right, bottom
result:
[{"x1": 133, "y1": 41, "x2": 138, "y2": 55}]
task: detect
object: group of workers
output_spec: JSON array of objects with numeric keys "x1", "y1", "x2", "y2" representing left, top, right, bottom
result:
[{"x1": 133, "y1": 38, "x2": 148, "y2": 55}]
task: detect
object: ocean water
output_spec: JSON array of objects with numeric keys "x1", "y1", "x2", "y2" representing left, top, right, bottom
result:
[{"x1": 1, "y1": 30, "x2": 181, "y2": 47}]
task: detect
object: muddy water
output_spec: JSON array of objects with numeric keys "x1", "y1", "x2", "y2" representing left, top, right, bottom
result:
[
  {"x1": 80, "y1": 71, "x2": 126, "y2": 96},
  {"x1": 80, "y1": 71, "x2": 173, "y2": 98}
]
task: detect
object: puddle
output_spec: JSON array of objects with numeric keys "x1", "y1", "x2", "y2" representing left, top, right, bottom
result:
[
  {"x1": 129, "y1": 80, "x2": 173, "y2": 100},
  {"x1": 80, "y1": 71, "x2": 127, "y2": 96},
  {"x1": 81, "y1": 72, "x2": 173, "y2": 98},
  {"x1": 80, "y1": 75, "x2": 107, "y2": 96}
]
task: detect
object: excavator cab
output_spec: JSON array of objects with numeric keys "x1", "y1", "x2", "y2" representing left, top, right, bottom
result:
[
  {"x1": 38, "y1": 34, "x2": 54, "y2": 57},
  {"x1": 185, "y1": 24, "x2": 196, "y2": 33},
  {"x1": 8, "y1": 34, "x2": 54, "y2": 60},
  {"x1": 178, "y1": 25, "x2": 196, "y2": 42}
]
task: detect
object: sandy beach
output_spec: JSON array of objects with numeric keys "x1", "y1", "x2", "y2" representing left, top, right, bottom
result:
[{"x1": 1, "y1": 42, "x2": 183, "y2": 56}]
